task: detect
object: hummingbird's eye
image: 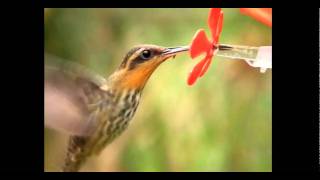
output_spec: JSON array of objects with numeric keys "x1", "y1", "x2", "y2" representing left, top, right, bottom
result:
[{"x1": 140, "y1": 50, "x2": 153, "y2": 60}]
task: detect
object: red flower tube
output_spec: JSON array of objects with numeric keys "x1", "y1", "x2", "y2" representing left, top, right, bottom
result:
[{"x1": 240, "y1": 8, "x2": 272, "y2": 27}]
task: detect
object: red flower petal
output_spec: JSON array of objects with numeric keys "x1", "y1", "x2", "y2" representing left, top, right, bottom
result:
[
  {"x1": 199, "y1": 55, "x2": 213, "y2": 77},
  {"x1": 213, "y1": 11, "x2": 223, "y2": 44},
  {"x1": 187, "y1": 57, "x2": 208, "y2": 85},
  {"x1": 189, "y1": 29, "x2": 211, "y2": 59},
  {"x1": 208, "y1": 8, "x2": 222, "y2": 42},
  {"x1": 240, "y1": 8, "x2": 272, "y2": 27}
]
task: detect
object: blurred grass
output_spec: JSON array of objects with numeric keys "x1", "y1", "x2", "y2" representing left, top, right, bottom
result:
[{"x1": 44, "y1": 8, "x2": 271, "y2": 172}]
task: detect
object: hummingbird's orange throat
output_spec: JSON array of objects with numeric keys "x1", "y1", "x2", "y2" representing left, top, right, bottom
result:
[
  {"x1": 109, "y1": 55, "x2": 172, "y2": 90},
  {"x1": 107, "y1": 66, "x2": 156, "y2": 90}
]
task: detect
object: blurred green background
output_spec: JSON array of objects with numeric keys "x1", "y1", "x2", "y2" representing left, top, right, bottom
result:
[{"x1": 44, "y1": 8, "x2": 272, "y2": 172}]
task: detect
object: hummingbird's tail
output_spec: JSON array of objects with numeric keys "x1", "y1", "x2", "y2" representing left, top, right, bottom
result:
[{"x1": 62, "y1": 136, "x2": 88, "y2": 172}]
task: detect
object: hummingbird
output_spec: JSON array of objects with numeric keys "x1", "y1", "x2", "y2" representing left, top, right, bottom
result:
[{"x1": 45, "y1": 44, "x2": 189, "y2": 172}]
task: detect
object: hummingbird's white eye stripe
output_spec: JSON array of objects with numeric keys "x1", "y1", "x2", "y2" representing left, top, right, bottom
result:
[{"x1": 119, "y1": 47, "x2": 141, "y2": 69}]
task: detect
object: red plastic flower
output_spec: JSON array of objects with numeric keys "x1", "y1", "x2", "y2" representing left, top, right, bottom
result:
[
  {"x1": 188, "y1": 8, "x2": 224, "y2": 86},
  {"x1": 240, "y1": 8, "x2": 272, "y2": 27}
]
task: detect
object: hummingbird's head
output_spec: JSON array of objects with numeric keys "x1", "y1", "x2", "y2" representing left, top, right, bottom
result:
[{"x1": 108, "y1": 44, "x2": 189, "y2": 90}]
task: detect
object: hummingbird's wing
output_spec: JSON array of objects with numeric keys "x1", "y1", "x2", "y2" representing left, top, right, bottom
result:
[{"x1": 45, "y1": 54, "x2": 108, "y2": 137}]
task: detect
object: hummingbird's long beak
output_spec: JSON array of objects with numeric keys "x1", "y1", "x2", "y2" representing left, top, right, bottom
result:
[{"x1": 161, "y1": 46, "x2": 190, "y2": 58}]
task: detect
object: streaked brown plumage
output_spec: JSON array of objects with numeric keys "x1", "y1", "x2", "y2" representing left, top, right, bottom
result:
[{"x1": 45, "y1": 45, "x2": 189, "y2": 172}]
